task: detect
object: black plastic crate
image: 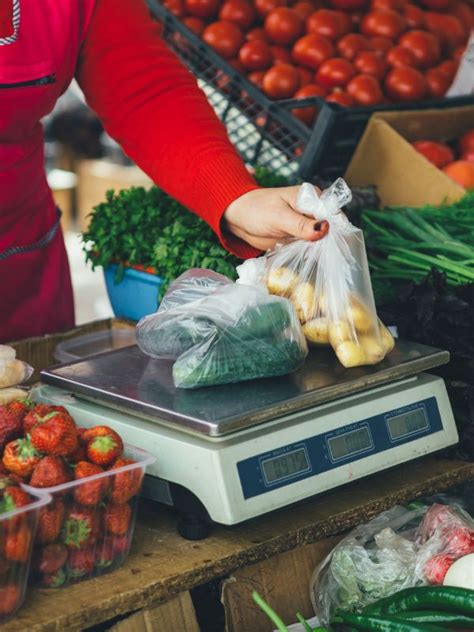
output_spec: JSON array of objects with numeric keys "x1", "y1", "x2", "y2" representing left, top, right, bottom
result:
[{"x1": 147, "y1": 0, "x2": 474, "y2": 182}]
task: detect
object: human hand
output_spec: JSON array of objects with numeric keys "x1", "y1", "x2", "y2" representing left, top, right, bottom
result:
[{"x1": 223, "y1": 186, "x2": 329, "y2": 251}]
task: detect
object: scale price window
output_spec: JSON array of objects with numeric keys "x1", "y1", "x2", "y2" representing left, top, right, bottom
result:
[
  {"x1": 387, "y1": 407, "x2": 429, "y2": 441},
  {"x1": 327, "y1": 426, "x2": 373, "y2": 463},
  {"x1": 261, "y1": 447, "x2": 311, "y2": 486}
]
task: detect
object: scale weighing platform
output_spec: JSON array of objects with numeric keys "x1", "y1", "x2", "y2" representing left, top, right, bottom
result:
[{"x1": 37, "y1": 341, "x2": 458, "y2": 538}]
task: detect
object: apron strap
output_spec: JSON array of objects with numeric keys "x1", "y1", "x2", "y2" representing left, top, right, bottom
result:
[{"x1": 0, "y1": 208, "x2": 62, "y2": 261}]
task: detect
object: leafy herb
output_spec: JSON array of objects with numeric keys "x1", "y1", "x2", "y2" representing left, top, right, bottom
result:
[{"x1": 82, "y1": 169, "x2": 289, "y2": 299}]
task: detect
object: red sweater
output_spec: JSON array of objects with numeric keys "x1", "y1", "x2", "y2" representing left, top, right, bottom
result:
[{"x1": 76, "y1": 0, "x2": 260, "y2": 259}]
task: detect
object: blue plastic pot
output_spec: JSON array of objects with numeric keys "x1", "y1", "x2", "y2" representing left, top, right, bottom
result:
[{"x1": 104, "y1": 265, "x2": 164, "y2": 322}]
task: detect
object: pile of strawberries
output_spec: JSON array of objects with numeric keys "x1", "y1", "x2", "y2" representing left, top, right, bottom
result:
[
  {"x1": 0, "y1": 477, "x2": 34, "y2": 618},
  {"x1": 0, "y1": 399, "x2": 143, "y2": 588}
]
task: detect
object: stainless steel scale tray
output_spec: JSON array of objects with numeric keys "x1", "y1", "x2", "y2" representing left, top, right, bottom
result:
[{"x1": 40, "y1": 341, "x2": 449, "y2": 437}]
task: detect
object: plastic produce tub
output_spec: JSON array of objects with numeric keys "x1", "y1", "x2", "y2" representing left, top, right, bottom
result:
[
  {"x1": 24, "y1": 446, "x2": 154, "y2": 588},
  {"x1": 0, "y1": 487, "x2": 52, "y2": 621},
  {"x1": 147, "y1": 0, "x2": 474, "y2": 181},
  {"x1": 104, "y1": 265, "x2": 163, "y2": 322},
  {"x1": 54, "y1": 329, "x2": 137, "y2": 364}
]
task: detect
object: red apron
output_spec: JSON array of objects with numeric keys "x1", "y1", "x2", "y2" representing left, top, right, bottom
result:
[{"x1": 0, "y1": 0, "x2": 96, "y2": 342}]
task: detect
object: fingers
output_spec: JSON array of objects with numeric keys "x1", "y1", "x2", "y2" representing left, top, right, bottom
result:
[{"x1": 278, "y1": 207, "x2": 329, "y2": 241}]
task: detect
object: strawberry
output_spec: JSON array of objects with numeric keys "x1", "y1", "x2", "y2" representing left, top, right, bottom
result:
[
  {"x1": 29, "y1": 455, "x2": 72, "y2": 488},
  {"x1": 104, "y1": 503, "x2": 132, "y2": 536},
  {"x1": 33, "y1": 543, "x2": 68, "y2": 575},
  {"x1": 0, "y1": 558, "x2": 12, "y2": 584},
  {"x1": 424, "y1": 553, "x2": 455, "y2": 585},
  {"x1": 67, "y1": 546, "x2": 95, "y2": 578},
  {"x1": 2, "y1": 437, "x2": 40, "y2": 478},
  {"x1": 0, "y1": 584, "x2": 21, "y2": 615},
  {"x1": 4, "y1": 523, "x2": 31, "y2": 562},
  {"x1": 81, "y1": 425, "x2": 123, "y2": 446},
  {"x1": 30, "y1": 412, "x2": 78, "y2": 457},
  {"x1": 96, "y1": 534, "x2": 131, "y2": 568},
  {"x1": 67, "y1": 442, "x2": 87, "y2": 465},
  {"x1": 62, "y1": 506, "x2": 101, "y2": 549},
  {"x1": 39, "y1": 567, "x2": 67, "y2": 588},
  {"x1": 85, "y1": 428, "x2": 123, "y2": 467},
  {"x1": 23, "y1": 404, "x2": 72, "y2": 435},
  {"x1": 37, "y1": 499, "x2": 65, "y2": 544},
  {"x1": 441, "y1": 526, "x2": 474, "y2": 557},
  {"x1": 109, "y1": 458, "x2": 142, "y2": 504},
  {"x1": 0, "y1": 405, "x2": 23, "y2": 452},
  {"x1": 0, "y1": 486, "x2": 31, "y2": 529},
  {"x1": 7, "y1": 398, "x2": 34, "y2": 421},
  {"x1": 73, "y1": 461, "x2": 108, "y2": 506}
]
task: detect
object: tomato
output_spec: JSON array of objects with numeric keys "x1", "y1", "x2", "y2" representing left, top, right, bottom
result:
[
  {"x1": 247, "y1": 28, "x2": 267, "y2": 41},
  {"x1": 337, "y1": 34, "x2": 372, "y2": 61},
  {"x1": 248, "y1": 69, "x2": 266, "y2": 88},
  {"x1": 271, "y1": 45, "x2": 293, "y2": 63},
  {"x1": 347, "y1": 74, "x2": 384, "y2": 105},
  {"x1": 385, "y1": 66, "x2": 427, "y2": 101},
  {"x1": 185, "y1": 0, "x2": 220, "y2": 18},
  {"x1": 460, "y1": 150, "x2": 474, "y2": 163},
  {"x1": 255, "y1": 0, "x2": 287, "y2": 17},
  {"x1": 459, "y1": 130, "x2": 474, "y2": 154},
  {"x1": 412, "y1": 140, "x2": 454, "y2": 167},
  {"x1": 361, "y1": 10, "x2": 406, "y2": 40},
  {"x1": 182, "y1": 17, "x2": 206, "y2": 35},
  {"x1": 263, "y1": 63, "x2": 301, "y2": 98},
  {"x1": 239, "y1": 40, "x2": 274, "y2": 70},
  {"x1": 419, "y1": 0, "x2": 451, "y2": 9},
  {"x1": 291, "y1": 84, "x2": 326, "y2": 125},
  {"x1": 316, "y1": 58, "x2": 356, "y2": 88},
  {"x1": 306, "y1": 10, "x2": 351, "y2": 41},
  {"x1": 399, "y1": 30, "x2": 440, "y2": 69},
  {"x1": 452, "y1": 1, "x2": 474, "y2": 31},
  {"x1": 164, "y1": 0, "x2": 185, "y2": 17},
  {"x1": 426, "y1": 68, "x2": 451, "y2": 97},
  {"x1": 264, "y1": 8, "x2": 304, "y2": 45},
  {"x1": 387, "y1": 45, "x2": 417, "y2": 67},
  {"x1": 443, "y1": 161, "x2": 474, "y2": 188},
  {"x1": 403, "y1": 4, "x2": 425, "y2": 28},
  {"x1": 297, "y1": 66, "x2": 314, "y2": 85},
  {"x1": 354, "y1": 51, "x2": 388, "y2": 79},
  {"x1": 437, "y1": 60, "x2": 458, "y2": 80},
  {"x1": 203, "y1": 21, "x2": 244, "y2": 59},
  {"x1": 372, "y1": 0, "x2": 407, "y2": 10},
  {"x1": 327, "y1": 0, "x2": 369, "y2": 10},
  {"x1": 370, "y1": 36, "x2": 393, "y2": 55},
  {"x1": 326, "y1": 89, "x2": 355, "y2": 106},
  {"x1": 425, "y1": 13, "x2": 467, "y2": 50},
  {"x1": 292, "y1": 1, "x2": 315, "y2": 20},
  {"x1": 220, "y1": 0, "x2": 256, "y2": 29},
  {"x1": 292, "y1": 34, "x2": 335, "y2": 69}
]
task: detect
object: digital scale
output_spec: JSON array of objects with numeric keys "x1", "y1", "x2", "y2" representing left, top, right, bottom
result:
[{"x1": 36, "y1": 341, "x2": 458, "y2": 539}]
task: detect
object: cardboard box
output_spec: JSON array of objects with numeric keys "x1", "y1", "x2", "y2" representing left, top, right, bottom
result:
[
  {"x1": 77, "y1": 159, "x2": 152, "y2": 232},
  {"x1": 345, "y1": 106, "x2": 472, "y2": 207}
]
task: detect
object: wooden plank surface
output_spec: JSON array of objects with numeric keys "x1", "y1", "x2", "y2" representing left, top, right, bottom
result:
[{"x1": 4, "y1": 457, "x2": 473, "y2": 632}]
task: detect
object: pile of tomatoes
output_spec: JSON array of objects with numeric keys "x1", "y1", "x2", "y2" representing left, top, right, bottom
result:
[{"x1": 163, "y1": 0, "x2": 472, "y2": 126}]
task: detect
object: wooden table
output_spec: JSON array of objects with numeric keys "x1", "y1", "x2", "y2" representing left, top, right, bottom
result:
[{"x1": 4, "y1": 457, "x2": 473, "y2": 632}]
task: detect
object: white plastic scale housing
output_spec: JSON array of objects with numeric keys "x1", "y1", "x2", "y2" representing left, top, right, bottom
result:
[{"x1": 37, "y1": 342, "x2": 458, "y2": 525}]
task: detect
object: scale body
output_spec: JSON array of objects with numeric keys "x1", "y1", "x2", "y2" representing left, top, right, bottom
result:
[{"x1": 37, "y1": 342, "x2": 458, "y2": 527}]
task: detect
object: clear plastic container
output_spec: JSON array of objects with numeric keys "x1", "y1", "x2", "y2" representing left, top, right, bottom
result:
[
  {"x1": 0, "y1": 487, "x2": 52, "y2": 621},
  {"x1": 24, "y1": 445, "x2": 154, "y2": 588},
  {"x1": 54, "y1": 329, "x2": 136, "y2": 364}
]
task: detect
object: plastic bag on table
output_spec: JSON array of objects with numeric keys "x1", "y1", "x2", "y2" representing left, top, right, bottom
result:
[
  {"x1": 310, "y1": 502, "x2": 474, "y2": 625},
  {"x1": 0, "y1": 346, "x2": 33, "y2": 389},
  {"x1": 264, "y1": 179, "x2": 394, "y2": 368},
  {"x1": 136, "y1": 268, "x2": 307, "y2": 389}
]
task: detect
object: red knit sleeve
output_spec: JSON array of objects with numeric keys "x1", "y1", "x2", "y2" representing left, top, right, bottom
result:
[{"x1": 75, "y1": 0, "x2": 260, "y2": 258}]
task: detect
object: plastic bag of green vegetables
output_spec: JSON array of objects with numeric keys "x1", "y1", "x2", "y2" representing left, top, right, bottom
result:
[{"x1": 136, "y1": 268, "x2": 308, "y2": 389}]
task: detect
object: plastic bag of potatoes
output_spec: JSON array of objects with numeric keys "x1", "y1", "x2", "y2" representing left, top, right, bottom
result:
[
  {"x1": 265, "y1": 179, "x2": 394, "y2": 369},
  {"x1": 0, "y1": 345, "x2": 33, "y2": 389}
]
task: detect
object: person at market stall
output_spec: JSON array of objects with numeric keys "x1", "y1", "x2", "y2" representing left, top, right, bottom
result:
[{"x1": 0, "y1": 0, "x2": 329, "y2": 343}]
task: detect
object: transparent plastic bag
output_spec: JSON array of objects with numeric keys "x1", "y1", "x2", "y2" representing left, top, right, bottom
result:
[
  {"x1": 0, "y1": 346, "x2": 33, "y2": 389},
  {"x1": 137, "y1": 269, "x2": 308, "y2": 389},
  {"x1": 264, "y1": 179, "x2": 394, "y2": 368},
  {"x1": 310, "y1": 502, "x2": 474, "y2": 625}
]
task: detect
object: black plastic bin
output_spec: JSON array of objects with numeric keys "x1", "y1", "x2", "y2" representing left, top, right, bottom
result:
[{"x1": 147, "y1": 0, "x2": 474, "y2": 182}]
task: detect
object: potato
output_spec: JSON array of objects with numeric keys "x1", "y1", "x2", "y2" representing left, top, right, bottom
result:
[
  {"x1": 379, "y1": 323, "x2": 395, "y2": 354},
  {"x1": 267, "y1": 267, "x2": 298, "y2": 297},
  {"x1": 291, "y1": 282, "x2": 316, "y2": 323},
  {"x1": 303, "y1": 318, "x2": 329, "y2": 345},
  {"x1": 328, "y1": 320, "x2": 352, "y2": 347},
  {"x1": 348, "y1": 297, "x2": 374, "y2": 334},
  {"x1": 335, "y1": 341, "x2": 367, "y2": 368},
  {"x1": 361, "y1": 336, "x2": 385, "y2": 364}
]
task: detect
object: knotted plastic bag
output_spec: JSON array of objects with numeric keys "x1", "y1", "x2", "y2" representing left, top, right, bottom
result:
[
  {"x1": 136, "y1": 268, "x2": 307, "y2": 389},
  {"x1": 0, "y1": 346, "x2": 33, "y2": 389},
  {"x1": 264, "y1": 179, "x2": 394, "y2": 368}
]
